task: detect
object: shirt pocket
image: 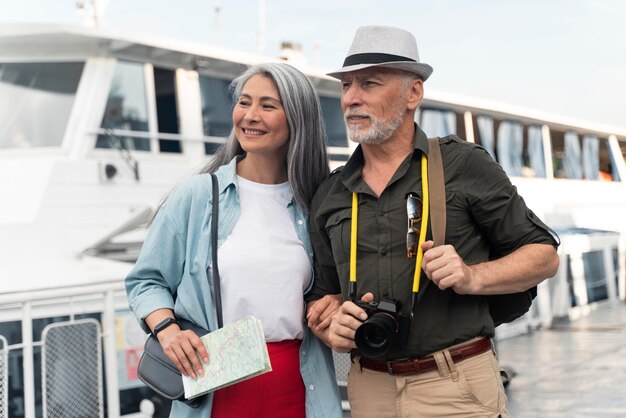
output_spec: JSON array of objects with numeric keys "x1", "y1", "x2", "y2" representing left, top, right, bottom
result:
[{"x1": 324, "y1": 208, "x2": 352, "y2": 266}]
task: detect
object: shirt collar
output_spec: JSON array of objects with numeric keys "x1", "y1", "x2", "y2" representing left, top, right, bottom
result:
[
  {"x1": 214, "y1": 155, "x2": 242, "y2": 194},
  {"x1": 340, "y1": 123, "x2": 430, "y2": 192},
  {"x1": 412, "y1": 123, "x2": 430, "y2": 155},
  {"x1": 215, "y1": 155, "x2": 297, "y2": 208}
]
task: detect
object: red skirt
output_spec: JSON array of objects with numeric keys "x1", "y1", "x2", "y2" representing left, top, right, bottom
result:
[{"x1": 211, "y1": 339, "x2": 305, "y2": 418}]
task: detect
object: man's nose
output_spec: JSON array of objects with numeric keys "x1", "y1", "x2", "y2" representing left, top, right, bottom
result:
[{"x1": 342, "y1": 84, "x2": 362, "y2": 109}]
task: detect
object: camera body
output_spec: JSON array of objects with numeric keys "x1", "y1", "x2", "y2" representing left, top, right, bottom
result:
[{"x1": 353, "y1": 297, "x2": 410, "y2": 358}]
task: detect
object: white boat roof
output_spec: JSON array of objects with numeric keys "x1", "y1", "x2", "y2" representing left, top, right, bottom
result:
[
  {"x1": 423, "y1": 89, "x2": 626, "y2": 139},
  {"x1": 0, "y1": 23, "x2": 337, "y2": 88},
  {"x1": 0, "y1": 254, "x2": 132, "y2": 294},
  {"x1": 2, "y1": 23, "x2": 626, "y2": 138}
]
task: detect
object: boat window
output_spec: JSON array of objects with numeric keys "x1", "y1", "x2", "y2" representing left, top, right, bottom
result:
[
  {"x1": 474, "y1": 115, "x2": 496, "y2": 158},
  {"x1": 607, "y1": 138, "x2": 623, "y2": 182},
  {"x1": 526, "y1": 125, "x2": 546, "y2": 178},
  {"x1": 419, "y1": 108, "x2": 456, "y2": 138},
  {"x1": 582, "y1": 135, "x2": 600, "y2": 180},
  {"x1": 199, "y1": 75, "x2": 233, "y2": 155},
  {"x1": 0, "y1": 62, "x2": 84, "y2": 149},
  {"x1": 97, "y1": 61, "x2": 150, "y2": 151},
  {"x1": 473, "y1": 117, "x2": 544, "y2": 178},
  {"x1": 199, "y1": 75, "x2": 233, "y2": 137},
  {"x1": 581, "y1": 135, "x2": 617, "y2": 181},
  {"x1": 319, "y1": 96, "x2": 349, "y2": 161},
  {"x1": 154, "y1": 67, "x2": 182, "y2": 153},
  {"x1": 497, "y1": 121, "x2": 524, "y2": 177},
  {"x1": 319, "y1": 96, "x2": 348, "y2": 148},
  {"x1": 551, "y1": 131, "x2": 565, "y2": 178},
  {"x1": 618, "y1": 139, "x2": 626, "y2": 179},
  {"x1": 563, "y1": 132, "x2": 583, "y2": 179},
  {"x1": 552, "y1": 130, "x2": 584, "y2": 179}
]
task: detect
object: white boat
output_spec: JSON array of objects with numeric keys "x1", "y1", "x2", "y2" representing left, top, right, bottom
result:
[{"x1": 1, "y1": 23, "x2": 625, "y2": 418}]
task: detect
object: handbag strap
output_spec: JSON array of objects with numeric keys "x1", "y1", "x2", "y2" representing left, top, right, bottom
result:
[
  {"x1": 427, "y1": 137, "x2": 446, "y2": 247},
  {"x1": 210, "y1": 173, "x2": 223, "y2": 329}
]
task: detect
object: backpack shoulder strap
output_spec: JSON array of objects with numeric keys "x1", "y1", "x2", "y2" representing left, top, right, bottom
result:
[{"x1": 427, "y1": 137, "x2": 446, "y2": 246}]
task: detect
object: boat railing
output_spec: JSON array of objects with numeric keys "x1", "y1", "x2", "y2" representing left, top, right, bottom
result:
[
  {"x1": 88, "y1": 128, "x2": 354, "y2": 161},
  {"x1": 0, "y1": 335, "x2": 7, "y2": 418},
  {"x1": 0, "y1": 282, "x2": 153, "y2": 418},
  {"x1": 495, "y1": 228, "x2": 626, "y2": 339}
]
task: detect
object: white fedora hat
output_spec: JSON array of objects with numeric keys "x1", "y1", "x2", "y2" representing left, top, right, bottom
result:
[{"x1": 328, "y1": 25, "x2": 433, "y2": 81}]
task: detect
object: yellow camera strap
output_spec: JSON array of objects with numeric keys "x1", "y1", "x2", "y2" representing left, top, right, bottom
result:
[{"x1": 349, "y1": 153, "x2": 429, "y2": 304}]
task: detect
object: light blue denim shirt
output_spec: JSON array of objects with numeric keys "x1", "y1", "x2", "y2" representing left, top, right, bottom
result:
[{"x1": 126, "y1": 156, "x2": 342, "y2": 418}]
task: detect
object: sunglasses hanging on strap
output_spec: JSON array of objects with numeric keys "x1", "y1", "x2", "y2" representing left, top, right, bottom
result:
[
  {"x1": 349, "y1": 144, "x2": 439, "y2": 315},
  {"x1": 407, "y1": 137, "x2": 444, "y2": 312}
]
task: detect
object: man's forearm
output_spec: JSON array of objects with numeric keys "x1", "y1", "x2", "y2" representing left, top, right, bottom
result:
[{"x1": 472, "y1": 243, "x2": 559, "y2": 294}]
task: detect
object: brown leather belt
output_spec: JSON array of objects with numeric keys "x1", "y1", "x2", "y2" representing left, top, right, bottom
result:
[{"x1": 358, "y1": 337, "x2": 492, "y2": 376}]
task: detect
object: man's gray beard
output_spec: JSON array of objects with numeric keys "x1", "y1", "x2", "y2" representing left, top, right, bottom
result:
[{"x1": 345, "y1": 108, "x2": 405, "y2": 145}]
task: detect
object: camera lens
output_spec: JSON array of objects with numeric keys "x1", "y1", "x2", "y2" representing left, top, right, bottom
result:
[
  {"x1": 354, "y1": 312, "x2": 398, "y2": 358},
  {"x1": 364, "y1": 326, "x2": 387, "y2": 348}
]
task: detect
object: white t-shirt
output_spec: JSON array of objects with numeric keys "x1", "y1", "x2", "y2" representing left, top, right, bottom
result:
[{"x1": 218, "y1": 176, "x2": 311, "y2": 341}]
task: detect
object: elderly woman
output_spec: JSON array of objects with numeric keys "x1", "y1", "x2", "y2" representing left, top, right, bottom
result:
[{"x1": 126, "y1": 63, "x2": 342, "y2": 418}]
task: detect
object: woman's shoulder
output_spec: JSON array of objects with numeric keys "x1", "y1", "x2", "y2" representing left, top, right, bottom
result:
[{"x1": 166, "y1": 173, "x2": 215, "y2": 209}]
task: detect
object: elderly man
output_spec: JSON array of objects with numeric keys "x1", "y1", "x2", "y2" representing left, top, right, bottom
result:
[{"x1": 306, "y1": 26, "x2": 559, "y2": 417}]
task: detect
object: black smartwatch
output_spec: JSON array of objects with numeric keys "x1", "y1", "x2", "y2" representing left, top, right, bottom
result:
[{"x1": 153, "y1": 317, "x2": 180, "y2": 338}]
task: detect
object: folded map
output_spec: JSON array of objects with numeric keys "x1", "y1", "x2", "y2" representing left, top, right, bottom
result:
[{"x1": 182, "y1": 316, "x2": 272, "y2": 399}]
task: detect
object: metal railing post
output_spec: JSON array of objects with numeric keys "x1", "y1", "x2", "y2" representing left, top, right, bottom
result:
[
  {"x1": 570, "y1": 252, "x2": 589, "y2": 308},
  {"x1": 22, "y1": 302, "x2": 35, "y2": 418},
  {"x1": 604, "y1": 246, "x2": 618, "y2": 302},
  {"x1": 103, "y1": 290, "x2": 120, "y2": 418}
]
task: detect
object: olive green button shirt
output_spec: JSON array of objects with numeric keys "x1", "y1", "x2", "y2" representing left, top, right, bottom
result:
[{"x1": 307, "y1": 125, "x2": 558, "y2": 359}]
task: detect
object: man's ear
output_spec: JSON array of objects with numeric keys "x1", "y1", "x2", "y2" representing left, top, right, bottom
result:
[{"x1": 406, "y1": 78, "x2": 424, "y2": 111}]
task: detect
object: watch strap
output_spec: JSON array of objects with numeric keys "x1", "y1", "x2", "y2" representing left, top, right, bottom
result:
[{"x1": 153, "y1": 317, "x2": 180, "y2": 338}]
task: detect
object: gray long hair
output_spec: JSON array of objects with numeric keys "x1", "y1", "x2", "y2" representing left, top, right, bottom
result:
[
  {"x1": 200, "y1": 62, "x2": 330, "y2": 209},
  {"x1": 150, "y1": 63, "x2": 329, "y2": 225}
]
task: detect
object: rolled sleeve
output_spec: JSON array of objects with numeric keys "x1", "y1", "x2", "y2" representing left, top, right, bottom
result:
[
  {"x1": 125, "y1": 203, "x2": 187, "y2": 332},
  {"x1": 464, "y1": 147, "x2": 559, "y2": 255}
]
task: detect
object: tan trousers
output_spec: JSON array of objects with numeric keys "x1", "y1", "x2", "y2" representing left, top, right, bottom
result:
[{"x1": 347, "y1": 342, "x2": 509, "y2": 418}]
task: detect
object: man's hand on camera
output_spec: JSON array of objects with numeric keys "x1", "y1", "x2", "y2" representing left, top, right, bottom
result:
[
  {"x1": 328, "y1": 292, "x2": 374, "y2": 352},
  {"x1": 421, "y1": 240, "x2": 477, "y2": 294}
]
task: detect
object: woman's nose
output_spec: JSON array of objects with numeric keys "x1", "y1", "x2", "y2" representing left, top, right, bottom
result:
[{"x1": 244, "y1": 104, "x2": 261, "y2": 121}]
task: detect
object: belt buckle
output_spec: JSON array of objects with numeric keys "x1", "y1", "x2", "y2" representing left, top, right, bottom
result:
[
  {"x1": 386, "y1": 360, "x2": 394, "y2": 375},
  {"x1": 387, "y1": 358, "x2": 409, "y2": 375}
]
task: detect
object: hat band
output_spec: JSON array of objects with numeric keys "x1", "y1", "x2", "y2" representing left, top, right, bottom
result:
[{"x1": 343, "y1": 52, "x2": 417, "y2": 67}]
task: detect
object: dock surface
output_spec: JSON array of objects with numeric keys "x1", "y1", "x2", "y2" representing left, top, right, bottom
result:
[{"x1": 498, "y1": 301, "x2": 626, "y2": 417}]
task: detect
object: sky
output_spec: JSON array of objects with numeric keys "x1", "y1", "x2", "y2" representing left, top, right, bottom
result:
[{"x1": 1, "y1": 0, "x2": 625, "y2": 128}]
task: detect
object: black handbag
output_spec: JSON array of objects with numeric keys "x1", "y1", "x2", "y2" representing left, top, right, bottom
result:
[
  {"x1": 137, "y1": 173, "x2": 223, "y2": 408},
  {"x1": 138, "y1": 319, "x2": 209, "y2": 407}
]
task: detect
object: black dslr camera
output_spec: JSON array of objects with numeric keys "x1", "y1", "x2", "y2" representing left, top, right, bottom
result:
[{"x1": 353, "y1": 297, "x2": 410, "y2": 358}]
